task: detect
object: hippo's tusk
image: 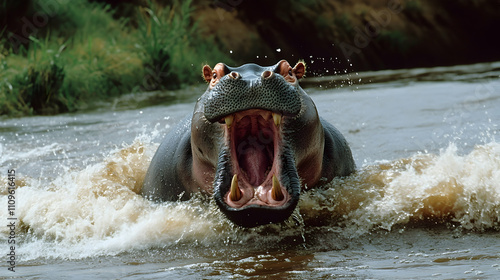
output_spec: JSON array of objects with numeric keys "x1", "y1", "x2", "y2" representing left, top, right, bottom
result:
[
  {"x1": 271, "y1": 175, "x2": 284, "y2": 201},
  {"x1": 272, "y1": 113, "x2": 281, "y2": 127},
  {"x1": 230, "y1": 174, "x2": 242, "y2": 201},
  {"x1": 225, "y1": 115, "x2": 234, "y2": 128}
]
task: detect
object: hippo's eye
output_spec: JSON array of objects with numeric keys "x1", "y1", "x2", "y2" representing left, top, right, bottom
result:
[
  {"x1": 288, "y1": 69, "x2": 293, "y2": 76},
  {"x1": 212, "y1": 73, "x2": 217, "y2": 79}
]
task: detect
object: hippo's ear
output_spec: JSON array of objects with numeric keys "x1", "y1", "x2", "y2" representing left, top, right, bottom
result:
[
  {"x1": 202, "y1": 65, "x2": 213, "y2": 83},
  {"x1": 293, "y1": 62, "x2": 306, "y2": 80}
]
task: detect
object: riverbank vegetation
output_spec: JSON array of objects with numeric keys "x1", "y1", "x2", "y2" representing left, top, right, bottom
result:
[{"x1": 0, "y1": 0, "x2": 230, "y2": 116}]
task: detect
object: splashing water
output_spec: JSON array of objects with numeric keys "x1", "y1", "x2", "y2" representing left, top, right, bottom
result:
[
  {"x1": 302, "y1": 142, "x2": 500, "y2": 233},
  {"x1": 1, "y1": 134, "x2": 499, "y2": 261}
]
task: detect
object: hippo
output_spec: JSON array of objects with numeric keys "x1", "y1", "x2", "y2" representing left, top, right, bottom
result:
[{"x1": 141, "y1": 60, "x2": 355, "y2": 227}]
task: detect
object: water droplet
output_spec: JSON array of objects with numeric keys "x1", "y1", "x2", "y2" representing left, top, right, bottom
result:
[
  {"x1": 276, "y1": 48, "x2": 281, "y2": 52},
  {"x1": 229, "y1": 50, "x2": 233, "y2": 54}
]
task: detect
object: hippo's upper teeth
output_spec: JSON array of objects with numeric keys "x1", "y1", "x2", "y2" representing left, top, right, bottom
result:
[
  {"x1": 230, "y1": 174, "x2": 242, "y2": 201},
  {"x1": 272, "y1": 113, "x2": 281, "y2": 127},
  {"x1": 271, "y1": 175, "x2": 284, "y2": 201},
  {"x1": 225, "y1": 115, "x2": 234, "y2": 128}
]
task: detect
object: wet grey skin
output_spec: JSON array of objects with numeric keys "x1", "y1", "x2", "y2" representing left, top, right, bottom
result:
[{"x1": 141, "y1": 60, "x2": 355, "y2": 227}]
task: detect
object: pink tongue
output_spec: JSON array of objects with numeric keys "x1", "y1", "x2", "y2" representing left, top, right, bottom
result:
[{"x1": 240, "y1": 146, "x2": 269, "y2": 186}]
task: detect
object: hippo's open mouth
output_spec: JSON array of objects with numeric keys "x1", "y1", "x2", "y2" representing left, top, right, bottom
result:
[
  {"x1": 225, "y1": 109, "x2": 287, "y2": 206},
  {"x1": 213, "y1": 109, "x2": 301, "y2": 227}
]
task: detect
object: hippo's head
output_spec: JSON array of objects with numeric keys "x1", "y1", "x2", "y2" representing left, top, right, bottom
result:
[{"x1": 191, "y1": 60, "x2": 323, "y2": 227}]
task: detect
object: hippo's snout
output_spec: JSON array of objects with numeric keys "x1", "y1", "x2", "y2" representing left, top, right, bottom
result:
[{"x1": 203, "y1": 62, "x2": 302, "y2": 123}]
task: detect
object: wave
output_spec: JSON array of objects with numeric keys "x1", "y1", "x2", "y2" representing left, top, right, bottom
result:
[
  {"x1": 301, "y1": 142, "x2": 500, "y2": 233},
  {"x1": 1, "y1": 135, "x2": 499, "y2": 260}
]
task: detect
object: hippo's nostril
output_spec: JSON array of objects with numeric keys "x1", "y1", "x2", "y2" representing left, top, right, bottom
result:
[
  {"x1": 229, "y1": 71, "x2": 241, "y2": 80},
  {"x1": 261, "y1": 70, "x2": 273, "y2": 79}
]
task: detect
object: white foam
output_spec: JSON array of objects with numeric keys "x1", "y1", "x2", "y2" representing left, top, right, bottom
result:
[
  {"x1": 1, "y1": 140, "x2": 499, "y2": 260},
  {"x1": 301, "y1": 142, "x2": 500, "y2": 235}
]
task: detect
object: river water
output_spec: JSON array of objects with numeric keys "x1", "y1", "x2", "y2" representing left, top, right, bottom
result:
[{"x1": 1, "y1": 62, "x2": 500, "y2": 279}]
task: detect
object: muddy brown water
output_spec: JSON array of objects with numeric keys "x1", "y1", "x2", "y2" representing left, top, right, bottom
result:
[{"x1": 1, "y1": 62, "x2": 500, "y2": 279}]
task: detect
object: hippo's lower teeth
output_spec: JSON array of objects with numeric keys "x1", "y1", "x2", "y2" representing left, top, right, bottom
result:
[
  {"x1": 271, "y1": 175, "x2": 284, "y2": 201},
  {"x1": 230, "y1": 174, "x2": 242, "y2": 201}
]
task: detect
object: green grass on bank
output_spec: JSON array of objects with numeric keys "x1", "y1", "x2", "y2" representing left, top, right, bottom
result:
[{"x1": 0, "y1": 0, "x2": 230, "y2": 117}]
